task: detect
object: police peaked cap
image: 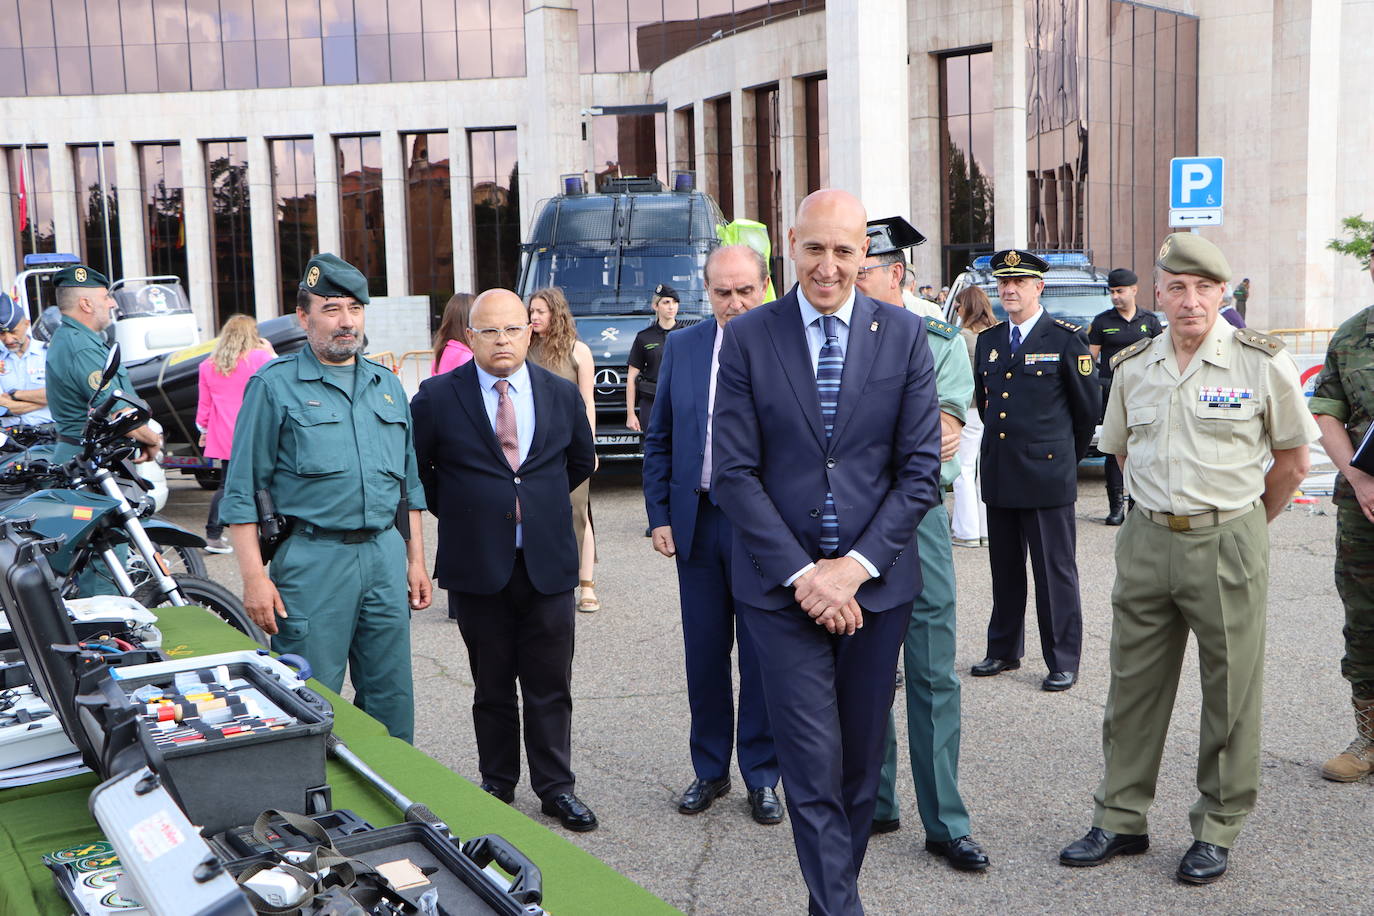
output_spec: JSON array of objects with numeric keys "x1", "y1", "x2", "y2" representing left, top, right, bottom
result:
[{"x1": 865, "y1": 216, "x2": 927, "y2": 257}]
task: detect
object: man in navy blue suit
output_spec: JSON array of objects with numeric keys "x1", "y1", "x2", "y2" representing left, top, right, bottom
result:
[
  {"x1": 642, "y1": 244, "x2": 781, "y2": 825},
  {"x1": 712, "y1": 191, "x2": 943, "y2": 916}
]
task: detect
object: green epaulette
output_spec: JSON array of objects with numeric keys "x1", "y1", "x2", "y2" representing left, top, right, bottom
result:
[
  {"x1": 924, "y1": 316, "x2": 959, "y2": 340},
  {"x1": 1235, "y1": 329, "x2": 1286, "y2": 356},
  {"x1": 1109, "y1": 336, "x2": 1152, "y2": 371}
]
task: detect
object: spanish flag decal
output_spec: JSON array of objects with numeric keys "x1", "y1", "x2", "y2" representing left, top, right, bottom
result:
[{"x1": 72, "y1": 506, "x2": 94, "y2": 521}]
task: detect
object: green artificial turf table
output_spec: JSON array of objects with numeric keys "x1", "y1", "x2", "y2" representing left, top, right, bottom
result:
[{"x1": 0, "y1": 604, "x2": 680, "y2": 916}]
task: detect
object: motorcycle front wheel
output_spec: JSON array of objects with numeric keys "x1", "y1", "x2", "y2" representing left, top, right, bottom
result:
[{"x1": 132, "y1": 574, "x2": 267, "y2": 648}]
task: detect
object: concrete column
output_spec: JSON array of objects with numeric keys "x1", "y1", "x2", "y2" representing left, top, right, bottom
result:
[
  {"x1": 1267, "y1": 0, "x2": 1342, "y2": 329},
  {"x1": 992, "y1": 0, "x2": 1028, "y2": 250},
  {"x1": 778, "y1": 76, "x2": 804, "y2": 289},
  {"x1": 245, "y1": 136, "x2": 278, "y2": 321},
  {"x1": 523, "y1": 0, "x2": 582, "y2": 236},
  {"x1": 0, "y1": 154, "x2": 15, "y2": 286},
  {"x1": 114, "y1": 141, "x2": 147, "y2": 279},
  {"x1": 824, "y1": 0, "x2": 909, "y2": 216},
  {"x1": 380, "y1": 130, "x2": 408, "y2": 297},
  {"x1": 49, "y1": 143, "x2": 81, "y2": 256},
  {"x1": 313, "y1": 132, "x2": 341, "y2": 256},
  {"x1": 693, "y1": 98, "x2": 708, "y2": 190},
  {"x1": 448, "y1": 127, "x2": 476, "y2": 295},
  {"x1": 908, "y1": 49, "x2": 943, "y2": 286},
  {"x1": 180, "y1": 139, "x2": 215, "y2": 336},
  {"x1": 730, "y1": 87, "x2": 747, "y2": 224}
]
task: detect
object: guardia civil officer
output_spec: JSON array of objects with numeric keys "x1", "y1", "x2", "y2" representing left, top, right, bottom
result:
[
  {"x1": 625, "y1": 283, "x2": 679, "y2": 432},
  {"x1": 0, "y1": 294, "x2": 54, "y2": 429},
  {"x1": 46, "y1": 265, "x2": 161, "y2": 463},
  {"x1": 1088, "y1": 268, "x2": 1162, "y2": 525},
  {"x1": 220, "y1": 254, "x2": 432, "y2": 743},
  {"x1": 971, "y1": 250, "x2": 1099, "y2": 691},
  {"x1": 1307, "y1": 253, "x2": 1374, "y2": 783},
  {"x1": 1060, "y1": 233, "x2": 1317, "y2": 884},
  {"x1": 856, "y1": 217, "x2": 989, "y2": 872}
]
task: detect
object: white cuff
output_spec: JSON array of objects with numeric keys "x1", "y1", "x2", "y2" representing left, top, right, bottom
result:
[
  {"x1": 846, "y1": 550, "x2": 879, "y2": 580},
  {"x1": 784, "y1": 562, "x2": 816, "y2": 586}
]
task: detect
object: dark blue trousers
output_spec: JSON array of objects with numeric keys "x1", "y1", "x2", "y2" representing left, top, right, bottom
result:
[
  {"x1": 677, "y1": 497, "x2": 778, "y2": 789},
  {"x1": 985, "y1": 502, "x2": 1083, "y2": 674},
  {"x1": 738, "y1": 598, "x2": 909, "y2": 916}
]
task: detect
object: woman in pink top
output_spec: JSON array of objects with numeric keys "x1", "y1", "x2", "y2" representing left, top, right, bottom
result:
[
  {"x1": 431, "y1": 292, "x2": 475, "y2": 374},
  {"x1": 196, "y1": 315, "x2": 275, "y2": 553}
]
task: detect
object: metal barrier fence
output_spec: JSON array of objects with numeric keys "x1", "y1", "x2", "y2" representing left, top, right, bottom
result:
[
  {"x1": 1268, "y1": 327, "x2": 1336, "y2": 355},
  {"x1": 362, "y1": 350, "x2": 433, "y2": 398}
]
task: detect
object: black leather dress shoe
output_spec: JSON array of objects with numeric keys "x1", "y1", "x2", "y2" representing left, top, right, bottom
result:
[
  {"x1": 541, "y1": 793, "x2": 599, "y2": 832},
  {"x1": 1059, "y1": 827, "x2": 1149, "y2": 866},
  {"x1": 678, "y1": 777, "x2": 730, "y2": 814},
  {"x1": 925, "y1": 836, "x2": 990, "y2": 872},
  {"x1": 971, "y1": 657, "x2": 1021, "y2": 677},
  {"x1": 871, "y1": 817, "x2": 901, "y2": 835},
  {"x1": 479, "y1": 782, "x2": 514, "y2": 804},
  {"x1": 748, "y1": 786, "x2": 784, "y2": 824},
  {"x1": 1042, "y1": 671, "x2": 1078, "y2": 691},
  {"x1": 1177, "y1": 841, "x2": 1228, "y2": 884}
]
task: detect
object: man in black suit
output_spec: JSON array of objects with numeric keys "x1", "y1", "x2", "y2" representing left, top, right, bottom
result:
[
  {"x1": 712, "y1": 190, "x2": 943, "y2": 916},
  {"x1": 410, "y1": 289, "x2": 598, "y2": 831},
  {"x1": 970, "y1": 250, "x2": 1100, "y2": 692}
]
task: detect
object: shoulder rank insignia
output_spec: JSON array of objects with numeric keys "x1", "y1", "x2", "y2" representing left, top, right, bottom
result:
[
  {"x1": 1077, "y1": 354, "x2": 1093, "y2": 376},
  {"x1": 1235, "y1": 329, "x2": 1285, "y2": 356},
  {"x1": 1109, "y1": 337, "x2": 1153, "y2": 371},
  {"x1": 1053, "y1": 317, "x2": 1084, "y2": 333},
  {"x1": 923, "y1": 317, "x2": 958, "y2": 340}
]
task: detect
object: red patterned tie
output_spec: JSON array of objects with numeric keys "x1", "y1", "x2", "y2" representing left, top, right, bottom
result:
[{"x1": 494, "y1": 379, "x2": 521, "y2": 522}]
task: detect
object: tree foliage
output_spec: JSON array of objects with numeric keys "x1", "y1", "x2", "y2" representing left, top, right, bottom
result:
[{"x1": 1328, "y1": 214, "x2": 1374, "y2": 269}]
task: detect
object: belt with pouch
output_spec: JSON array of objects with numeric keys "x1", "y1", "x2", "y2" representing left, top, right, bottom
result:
[
  {"x1": 1137, "y1": 500, "x2": 1261, "y2": 532},
  {"x1": 294, "y1": 522, "x2": 394, "y2": 544}
]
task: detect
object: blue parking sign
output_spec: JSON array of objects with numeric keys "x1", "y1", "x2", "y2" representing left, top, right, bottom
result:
[{"x1": 1170, "y1": 157, "x2": 1224, "y2": 209}]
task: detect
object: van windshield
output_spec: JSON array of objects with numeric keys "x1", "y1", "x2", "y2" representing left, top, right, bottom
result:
[{"x1": 521, "y1": 248, "x2": 710, "y2": 316}]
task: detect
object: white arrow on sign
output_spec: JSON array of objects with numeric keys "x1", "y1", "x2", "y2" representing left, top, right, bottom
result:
[{"x1": 1169, "y1": 208, "x2": 1223, "y2": 227}]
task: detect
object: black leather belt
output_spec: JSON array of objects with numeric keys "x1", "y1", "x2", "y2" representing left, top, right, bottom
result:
[{"x1": 294, "y1": 523, "x2": 393, "y2": 544}]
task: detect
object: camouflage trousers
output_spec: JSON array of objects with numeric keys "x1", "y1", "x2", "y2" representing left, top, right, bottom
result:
[{"x1": 1335, "y1": 506, "x2": 1374, "y2": 700}]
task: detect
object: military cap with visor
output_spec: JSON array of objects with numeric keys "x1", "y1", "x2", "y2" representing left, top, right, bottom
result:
[
  {"x1": 52, "y1": 264, "x2": 110, "y2": 289},
  {"x1": 990, "y1": 249, "x2": 1049, "y2": 278},
  {"x1": 1155, "y1": 232, "x2": 1232, "y2": 283},
  {"x1": 0, "y1": 293, "x2": 24, "y2": 332},
  {"x1": 299, "y1": 252, "x2": 370, "y2": 304},
  {"x1": 865, "y1": 216, "x2": 928, "y2": 257}
]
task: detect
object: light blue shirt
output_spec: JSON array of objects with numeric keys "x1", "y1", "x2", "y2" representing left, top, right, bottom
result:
[
  {"x1": 787, "y1": 285, "x2": 877, "y2": 584},
  {"x1": 475, "y1": 361, "x2": 536, "y2": 547},
  {"x1": 0, "y1": 338, "x2": 52, "y2": 426},
  {"x1": 1009, "y1": 306, "x2": 1043, "y2": 345}
]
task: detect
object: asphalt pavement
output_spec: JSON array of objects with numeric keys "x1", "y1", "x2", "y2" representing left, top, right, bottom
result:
[{"x1": 161, "y1": 464, "x2": 1370, "y2": 916}]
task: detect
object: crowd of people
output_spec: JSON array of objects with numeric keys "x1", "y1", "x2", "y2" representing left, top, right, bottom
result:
[{"x1": 20, "y1": 185, "x2": 1372, "y2": 915}]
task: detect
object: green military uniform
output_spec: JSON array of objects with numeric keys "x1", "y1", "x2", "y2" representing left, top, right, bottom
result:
[
  {"x1": 219, "y1": 254, "x2": 427, "y2": 743},
  {"x1": 1094, "y1": 233, "x2": 1319, "y2": 849},
  {"x1": 45, "y1": 266, "x2": 132, "y2": 462},
  {"x1": 1307, "y1": 303, "x2": 1374, "y2": 780},
  {"x1": 874, "y1": 314, "x2": 977, "y2": 841}
]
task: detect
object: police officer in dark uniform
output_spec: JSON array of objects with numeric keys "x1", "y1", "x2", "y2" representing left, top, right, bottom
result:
[
  {"x1": 1088, "y1": 268, "x2": 1162, "y2": 525},
  {"x1": 970, "y1": 250, "x2": 1099, "y2": 691},
  {"x1": 625, "y1": 283, "x2": 679, "y2": 433}
]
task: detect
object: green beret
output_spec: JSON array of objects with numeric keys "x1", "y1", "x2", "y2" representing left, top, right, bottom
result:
[
  {"x1": 1155, "y1": 232, "x2": 1232, "y2": 283},
  {"x1": 52, "y1": 264, "x2": 109, "y2": 289},
  {"x1": 990, "y1": 249, "x2": 1048, "y2": 278},
  {"x1": 299, "y1": 252, "x2": 370, "y2": 304}
]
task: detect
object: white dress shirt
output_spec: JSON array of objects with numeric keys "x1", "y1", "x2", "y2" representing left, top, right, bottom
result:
[{"x1": 700, "y1": 322, "x2": 725, "y2": 490}]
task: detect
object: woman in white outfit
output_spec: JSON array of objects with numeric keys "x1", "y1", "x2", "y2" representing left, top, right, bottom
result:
[{"x1": 951, "y1": 286, "x2": 998, "y2": 547}]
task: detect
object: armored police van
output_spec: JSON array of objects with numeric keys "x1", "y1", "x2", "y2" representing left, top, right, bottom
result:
[{"x1": 517, "y1": 176, "x2": 726, "y2": 459}]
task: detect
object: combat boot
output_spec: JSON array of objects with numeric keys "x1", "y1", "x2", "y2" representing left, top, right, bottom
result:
[
  {"x1": 1104, "y1": 483, "x2": 1126, "y2": 527},
  {"x1": 1320, "y1": 697, "x2": 1374, "y2": 782}
]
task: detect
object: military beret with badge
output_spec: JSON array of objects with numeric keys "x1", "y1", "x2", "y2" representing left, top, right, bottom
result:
[
  {"x1": 299, "y1": 252, "x2": 370, "y2": 304},
  {"x1": 53, "y1": 264, "x2": 110, "y2": 290},
  {"x1": 1155, "y1": 232, "x2": 1232, "y2": 283}
]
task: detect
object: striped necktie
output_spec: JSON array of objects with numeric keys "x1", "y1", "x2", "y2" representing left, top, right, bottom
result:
[{"x1": 816, "y1": 315, "x2": 843, "y2": 554}]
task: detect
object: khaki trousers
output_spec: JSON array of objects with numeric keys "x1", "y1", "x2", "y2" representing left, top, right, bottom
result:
[{"x1": 1093, "y1": 504, "x2": 1268, "y2": 848}]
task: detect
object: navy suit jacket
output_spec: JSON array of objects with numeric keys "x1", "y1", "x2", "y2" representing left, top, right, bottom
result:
[
  {"x1": 641, "y1": 318, "x2": 717, "y2": 562},
  {"x1": 711, "y1": 287, "x2": 943, "y2": 611},
  {"x1": 410, "y1": 360, "x2": 595, "y2": 595}
]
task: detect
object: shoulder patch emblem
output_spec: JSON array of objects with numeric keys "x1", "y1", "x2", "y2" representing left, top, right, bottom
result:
[
  {"x1": 1078, "y1": 354, "x2": 1093, "y2": 376},
  {"x1": 1235, "y1": 329, "x2": 1285, "y2": 355},
  {"x1": 1109, "y1": 337, "x2": 1152, "y2": 371},
  {"x1": 87, "y1": 369, "x2": 103, "y2": 390}
]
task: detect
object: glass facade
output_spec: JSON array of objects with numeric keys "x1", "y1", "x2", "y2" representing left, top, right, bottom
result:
[
  {"x1": 139, "y1": 143, "x2": 188, "y2": 290},
  {"x1": 6, "y1": 145, "x2": 55, "y2": 265},
  {"x1": 711, "y1": 95, "x2": 733, "y2": 220},
  {"x1": 939, "y1": 50, "x2": 995, "y2": 283},
  {"x1": 0, "y1": 0, "x2": 526, "y2": 97},
  {"x1": 336, "y1": 134, "x2": 386, "y2": 298},
  {"x1": 468, "y1": 128, "x2": 519, "y2": 294},
  {"x1": 752, "y1": 84, "x2": 782, "y2": 283},
  {"x1": 271, "y1": 137, "x2": 318, "y2": 313},
  {"x1": 803, "y1": 74, "x2": 828, "y2": 193},
  {"x1": 404, "y1": 131, "x2": 454, "y2": 326},
  {"x1": 72, "y1": 143, "x2": 121, "y2": 281},
  {"x1": 592, "y1": 112, "x2": 667, "y2": 190},
  {"x1": 205, "y1": 140, "x2": 253, "y2": 326},
  {"x1": 1027, "y1": 0, "x2": 1198, "y2": 277},
  {"x1": 571, "y1": 0, "x2": 825, "y2": 73}
]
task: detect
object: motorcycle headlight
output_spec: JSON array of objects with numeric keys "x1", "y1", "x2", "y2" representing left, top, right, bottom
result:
[{"x1": 137, "y1": 493, "x2": 156, "y2": 518}]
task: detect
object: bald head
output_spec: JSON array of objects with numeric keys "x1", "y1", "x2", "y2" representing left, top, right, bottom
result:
[
  {"x1": 788, "y1": 190, "x2": 869, "y2": 314},
  {"x1": 466, "y1": 289, "x2": 532, "y2": 377}
]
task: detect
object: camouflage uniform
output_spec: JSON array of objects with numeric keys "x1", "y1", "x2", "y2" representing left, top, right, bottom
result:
[{"x1": 1308, "y1": 304, "x2": 1374, "y2": 781}]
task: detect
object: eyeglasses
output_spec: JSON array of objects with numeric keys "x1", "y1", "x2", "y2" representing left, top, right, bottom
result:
[
  {"x1": 468, "y1": 324, "x2": 530, "y2": 341},
  {"x1": 855, "y1": 264, "x2": 898, "y2": 279}
]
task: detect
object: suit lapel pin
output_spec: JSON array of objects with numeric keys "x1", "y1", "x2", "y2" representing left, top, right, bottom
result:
[{"x1": 869, "y1": 321, "x2": 878, "y2": 332}]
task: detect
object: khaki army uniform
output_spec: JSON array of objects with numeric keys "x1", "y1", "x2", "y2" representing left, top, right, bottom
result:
[{"x1": 1095, "y1": 317, "x2": 1318, "y2": 847}]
